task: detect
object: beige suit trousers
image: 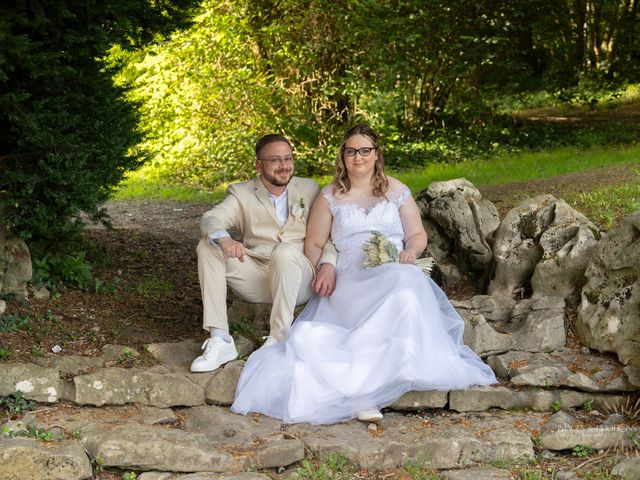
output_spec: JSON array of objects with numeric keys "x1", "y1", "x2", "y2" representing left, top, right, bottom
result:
[{"x1": 197, "y1": 238, "x2": 315, "y2": 341}]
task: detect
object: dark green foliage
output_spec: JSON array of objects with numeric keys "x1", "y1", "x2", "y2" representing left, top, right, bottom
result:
[
  {"x1": 118, "y1": 0, "x2": 639, "y2": 188},
  {"x1": 0, "y1": 391, "x2": 36, "y2": 417},
  {"x1": 0, "y1": 346, "x2": 10, "y2": 360},
  {"x1": 0, "y1": 0, "x2": 196, "y2": 244},
  {"x1": 32, "y1": 251, "x2": 93, "y2": 290},
  {"x1": 1, "y1": 0, "x2": 638, "y2": 204},
  {"x1": 0, "y1": 312, "x2": 30, "y2": 333}
]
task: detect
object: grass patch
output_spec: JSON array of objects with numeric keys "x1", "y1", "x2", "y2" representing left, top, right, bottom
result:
[
  {"x1": 567, "y1": 177, "x2": 640, "y2": 230},
  {"x1": 114, "y1": 171, "x2": 226, "y2": 203},
  {"x1": 388, "y1": 144, "x2": 640, "y2": 194},
  {"x1": 114, "y1": 144, "x2": 639, "y2": 207},
  {"x1": 295, "y1": 453, "x2": 357, "y2": 480},
  {"x1": 135, "y1": 277, "x2": 173, "y2": 298}
]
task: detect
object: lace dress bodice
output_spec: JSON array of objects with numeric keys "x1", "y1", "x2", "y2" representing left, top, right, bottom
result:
[{"x1": 322, "y1": 183, "x2": 410, "y2": 272}]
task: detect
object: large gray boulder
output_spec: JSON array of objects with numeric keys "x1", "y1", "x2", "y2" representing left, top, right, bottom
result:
[
  {"x1": 575, "y1": 212, "x2": 640, "y2": 369},
  {"x1": 73, "y1": 368, "x2": 205, "y2": 407},
  {"x1": 80, "y1": 423, "x2": 239, "y2": 473},
  {"x1": 487, "y1": 350, "x2": 634, "y2": 392},
  {"x1": 489, "y1": 195, "x2": 598, "y2": 301},
  {"x1": 0, "y1": 219, "x2": 32, "y2": 300},
  {"x1": 417, "y1": 178, "x2": 500, "y2": 275},
  {"x1": 453, "y1": 295, "x2": 566, "y2": 356},
  {"x1": 0, "y1": 437, "x2": 92, "y2": 480},
  {"x1": 0, "y1": 363, "x2": 62, "y2": 403}
]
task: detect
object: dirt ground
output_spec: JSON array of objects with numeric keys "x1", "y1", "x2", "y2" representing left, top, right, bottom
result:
[{"x1": 0, "y1": 164, "x2": 637, "y2": 362}]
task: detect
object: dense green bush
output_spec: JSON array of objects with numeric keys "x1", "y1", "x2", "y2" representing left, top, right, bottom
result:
[{"x1": 0, "y1": 1, "x2": 195, "y2": 244}]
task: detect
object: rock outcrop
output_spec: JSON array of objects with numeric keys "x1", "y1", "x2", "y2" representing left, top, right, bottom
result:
[
  {"x1": 575, "y1": 211, "x2": 640, "y2": 370},
  {"x1": 417, "y1": 179, "x2": 500, "y2": 282},
  {"x1": 453, "y1": 295, "x2": 566, "y2": 356},
  {"x1": 489, "y1": 195, "x2": 598, "y2": 301},
  {"x1": 0, "y1": 219, "x2": 32, "y2": 300}
]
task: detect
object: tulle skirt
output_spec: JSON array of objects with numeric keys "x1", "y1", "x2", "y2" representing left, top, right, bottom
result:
[{"x1": 231, "y1": 263, "x2": 496, "y2": 424}]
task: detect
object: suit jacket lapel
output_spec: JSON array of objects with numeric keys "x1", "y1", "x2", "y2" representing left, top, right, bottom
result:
[
  {"x1": 253, "y1": 177, "x2": 280, "y2": 227},
  {"x1": 284, "y1": 179, "x2": 299, "y2": 228}
]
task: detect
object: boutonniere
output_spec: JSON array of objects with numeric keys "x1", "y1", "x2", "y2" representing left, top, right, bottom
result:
[{"x1": 290, "y1": 197, "x2": 307, "y2": 224}]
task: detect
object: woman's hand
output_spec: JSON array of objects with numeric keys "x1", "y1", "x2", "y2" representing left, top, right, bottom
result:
[
  {"x1": 399, "y1": 249, "x2": 417, "y2": 264},
  {"x1": 313, "y1": 263, "x2": 336, "y2": 296}
]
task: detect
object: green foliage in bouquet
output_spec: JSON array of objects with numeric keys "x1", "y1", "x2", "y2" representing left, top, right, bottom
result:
[{"x1": 362, "y1": 232, "x2": 399, "y2": 268}]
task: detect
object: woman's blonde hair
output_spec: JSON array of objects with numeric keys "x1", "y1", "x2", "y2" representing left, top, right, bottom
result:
[{"x1": 332, "y1": 124, "x2": 389, "y2": 197}]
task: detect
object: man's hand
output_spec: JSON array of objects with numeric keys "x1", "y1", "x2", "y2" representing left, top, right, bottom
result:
[
  {"x1": 313, "y1": 263, "x2": 336, "y2": 296},
  {"x1": 218, "y1": 237, "x2": 246, "y2": 262}
]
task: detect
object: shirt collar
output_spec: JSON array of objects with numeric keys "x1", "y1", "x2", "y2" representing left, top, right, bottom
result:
[{"x1": 267, "y1": 187, "x2": 288, "y2": 200}]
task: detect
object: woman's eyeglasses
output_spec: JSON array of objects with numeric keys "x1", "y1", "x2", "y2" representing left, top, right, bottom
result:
[{"x1": 342, "y1": 147, "x2": 376, "y2": 157}]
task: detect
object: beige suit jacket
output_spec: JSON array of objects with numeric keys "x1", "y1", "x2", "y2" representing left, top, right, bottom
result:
[{"x1": 200, "y1": 176, "x2": 337, "y2": 266}]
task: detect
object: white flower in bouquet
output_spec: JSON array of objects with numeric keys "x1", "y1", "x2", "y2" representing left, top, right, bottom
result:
[{"x1": 362, "y1": 231, "x2": 434, "y2": 276}]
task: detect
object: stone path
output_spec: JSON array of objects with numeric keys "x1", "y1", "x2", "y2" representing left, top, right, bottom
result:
[{"x1": 1, "y1": 339, "x2": 639, "y2": 479}]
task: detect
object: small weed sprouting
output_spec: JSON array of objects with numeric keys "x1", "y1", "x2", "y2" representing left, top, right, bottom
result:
[
  {"x1": 295, "y1": 453, "x2": 357, "y2": 480},
  {"x1": 23, "y1": 427, "x2": 54, "y2": 442},
  {"x1": 551, "y1": 400, "x2": 562, "y2": 412},
  {"x1": 1, "y1": 425, "x2": 53, "y2": 441},
  {"x1": 122, "y1": 472, "x2": 137, "y2": 480},
  {"x1": 116, "y1": 347, "x2": 136, "y2": 365},
  {"x1": 521, "y1": 471, "x2": 543, "y2": 480},
  {"x1": 0, "y1": 312, "x2": 30, "y2": 333},
  {"x1": 94, "y1": 276, "x2": 121, "y2": 294},
  {"x1": 572, "y1": 444, "x2": 595, "y2": 457},
  {"x1": 135, "y1": 276, "x2": 172, "y2": 298},
  {"x1": 0, "y1": 391, "x2": 36, "y2": 416},
  {"x1": 93, "y1": 455, "x2": 105, "y2": 474},
  {"x1": 581, "y1": 465, "x2": 615, "y2": 480},
  {"x1": 583, "y1": 399, "x2": 595, "y2": 412},
  {"x1": 30, "y1": 345, "x2": 44, "y2": 357},
  {"x1": 229, "y1": 317, "x2": 256, "y2": 341},
  {"x1": 0, "y1": 346, "x2": 11, "y2": 360},
  {"x1": 401, "y1": 461, "x2": 443, "y2": 479}
]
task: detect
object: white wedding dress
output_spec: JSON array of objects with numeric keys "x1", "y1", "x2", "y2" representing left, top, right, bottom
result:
[{"x1": 231, "y1": 183, "x2": 496, "y2": 424}]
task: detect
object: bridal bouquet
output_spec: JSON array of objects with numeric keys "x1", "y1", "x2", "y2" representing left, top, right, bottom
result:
[{"x1": 362, "y1": 231, "x2": 434, "y2": 276}]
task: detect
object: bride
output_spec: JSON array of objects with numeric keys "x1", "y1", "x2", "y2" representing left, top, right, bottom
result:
[{"x1": 231, "y1": 124, "x2": 496, "y2": 424}]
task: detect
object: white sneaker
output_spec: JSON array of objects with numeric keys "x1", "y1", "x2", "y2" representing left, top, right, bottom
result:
[
  {"x1": 190, "y1": 337, "x2": 238, "y2": 373},
  {"x1": 357, "y1": 409, "x2": 383, "y2": 423},
  {"x1": 261, "y1": 336, "x2": 278, "y2": 348}
]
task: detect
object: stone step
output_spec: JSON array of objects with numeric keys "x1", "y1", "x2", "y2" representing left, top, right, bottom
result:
[
  {"x1": 2, "y1": 359, "x2": 632, "y2": 414},
  {"x1": 3, "y1": 401, "x2": 636, "y2": 477},
  {"x1": 4, "y1": 404, "x2": 540, "y2": 473}
]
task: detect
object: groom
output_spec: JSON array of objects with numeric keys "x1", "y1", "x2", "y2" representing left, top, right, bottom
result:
[{"x1": 191, "y1": 134, "x2": 337, "y2": 373}]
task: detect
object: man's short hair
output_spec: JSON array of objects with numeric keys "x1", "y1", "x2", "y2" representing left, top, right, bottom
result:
[{"x1": 255, "y1": 134, "x2": 292, "y2": 159}]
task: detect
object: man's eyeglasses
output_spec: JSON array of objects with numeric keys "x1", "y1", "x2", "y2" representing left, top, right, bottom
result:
[
  {"x1": 342, "y1": 147, "x2": 376, "y2": 157},
  {"x1": 259, "y1": 156, "x2": 294, "y2": 165}
]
